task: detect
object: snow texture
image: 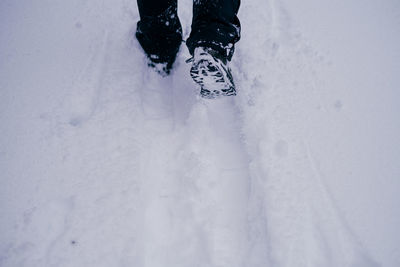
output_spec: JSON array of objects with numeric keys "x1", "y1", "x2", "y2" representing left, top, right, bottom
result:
[{"x1": 1, "y1": 0, "x2": 399, "y2": 267}]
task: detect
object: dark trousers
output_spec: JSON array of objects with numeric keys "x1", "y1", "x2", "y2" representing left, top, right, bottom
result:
[{"x1": 136, "y1": 0, "x2": 240, "y2": 63}]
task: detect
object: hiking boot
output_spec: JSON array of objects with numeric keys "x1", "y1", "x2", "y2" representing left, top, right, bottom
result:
[
  {"x1": 136, "y1": 27, "x2": 181, "y2": 76},
  {"x1": 186, "y1": 47, "x2": 236, "y2": 98},
  {"x1": 136, "y1": 6, "x2": 182, "y2": 76}
]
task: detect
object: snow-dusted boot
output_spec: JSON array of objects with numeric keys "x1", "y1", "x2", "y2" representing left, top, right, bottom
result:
[
  {"x1": 187, "y1": 47, "x2": 236, "y2": 99},
  {"x1": 136, "y1": 4, "x2": 182, "y2": 76},
  {"x1": 136, "y1": 26, "x2": 181, "y2": 76}
]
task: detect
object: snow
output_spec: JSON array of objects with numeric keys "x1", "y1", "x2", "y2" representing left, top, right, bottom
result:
[{"x1": 1, "y1": 0, "x2": 399, "y2": 266}]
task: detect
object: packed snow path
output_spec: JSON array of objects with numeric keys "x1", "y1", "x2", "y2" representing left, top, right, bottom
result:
[{"x1": 1, "y1": 0, "x2": 399, "y2": 267}]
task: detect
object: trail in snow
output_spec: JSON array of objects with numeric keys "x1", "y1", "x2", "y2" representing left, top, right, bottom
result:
[
  {"x1": 235, "y1": 0, "x2": 379, "y2": 266},
  {"x1": 1, "y1": 0, "x2": 397, "y2": 266},
  {"x1": 132, "y1": 29, "x2": 251, "y2": 266}
]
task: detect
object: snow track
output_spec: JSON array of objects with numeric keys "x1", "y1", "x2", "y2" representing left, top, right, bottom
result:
[
  {"x1": 1, "y1": 0, "x2": 398, "y2": 266},
  {"x1": 236, "y1": 1, "x2": 378, "y2": 266},
  {"x1": 135, "y1": 41, "x2": 251, "y2": 267}
]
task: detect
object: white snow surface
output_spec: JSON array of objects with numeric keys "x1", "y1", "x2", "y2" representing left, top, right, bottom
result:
[{"x1": 1, "y1": 0, "x2": 399, "y2": 266}]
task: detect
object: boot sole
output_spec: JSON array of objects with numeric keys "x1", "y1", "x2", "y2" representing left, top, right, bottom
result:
[{"x1": 190, "y1": 55, "x2": 236, "y2": 99}]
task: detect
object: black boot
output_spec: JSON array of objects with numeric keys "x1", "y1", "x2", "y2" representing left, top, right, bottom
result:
[
  {"x1": 187, "y1": 47, "x2": 236, "y2": 98},
  {"x1": 185, "y1": 0, "x2": 240, "y2": 97},
  {"x1": 136, "y1": 1, "x2": 182, "y2": 75}
]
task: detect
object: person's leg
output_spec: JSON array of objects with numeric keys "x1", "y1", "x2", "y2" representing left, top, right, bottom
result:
[
  {"x1": 186, "y1": 0, "x2": 241, "y2": 61},
  {"x1": 136, "y1": 0, "x2": 182, "y2": 71},
  {"x1": 186, "y1": 0, "x2": 240, "y2": 98}
]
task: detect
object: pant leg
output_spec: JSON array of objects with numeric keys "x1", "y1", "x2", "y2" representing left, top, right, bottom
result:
[
  {"x1": 136, "y1": 0, "x2": 182, "y2": 64},
  {"x1": 186, "y1": 0, "x2": 241, "y2": 61}
]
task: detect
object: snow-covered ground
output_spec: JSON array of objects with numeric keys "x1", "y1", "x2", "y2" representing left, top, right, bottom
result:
[{"x1": 1, "y1": 0, "x2": 399, "y2": 266}]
